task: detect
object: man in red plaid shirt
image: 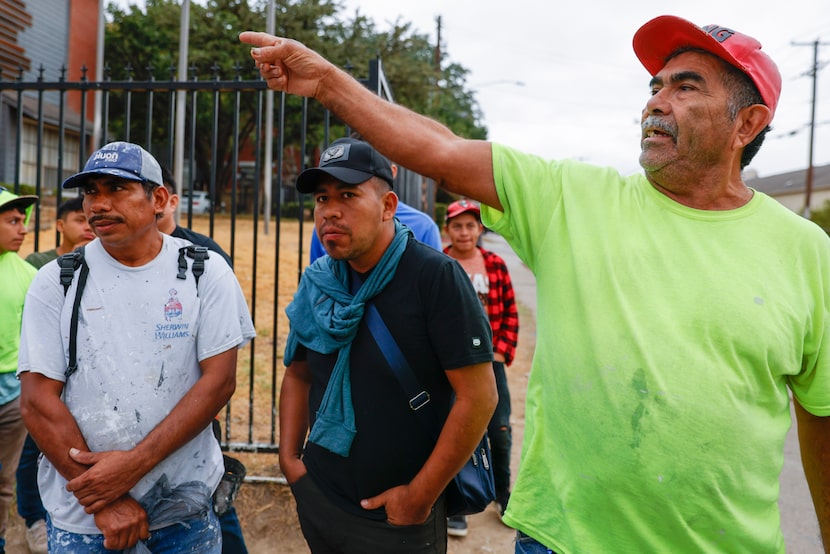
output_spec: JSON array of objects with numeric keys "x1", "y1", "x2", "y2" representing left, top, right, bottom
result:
[{"x1": 443, "y1": 199, "x2": 519, "y2": 537}]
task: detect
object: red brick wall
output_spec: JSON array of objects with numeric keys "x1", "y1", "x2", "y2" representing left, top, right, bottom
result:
[{"x1": 67, "y1": 0, "x2": 99, "y2": 118}]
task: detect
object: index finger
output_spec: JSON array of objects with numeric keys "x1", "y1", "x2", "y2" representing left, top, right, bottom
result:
[{"x1": 239, "y1": 31, "x2": 280, "y2": 48}]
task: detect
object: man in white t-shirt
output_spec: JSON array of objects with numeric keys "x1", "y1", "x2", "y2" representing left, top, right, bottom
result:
[{"x1": 17, "y1": 142, "x2": 255, "y2": 553}]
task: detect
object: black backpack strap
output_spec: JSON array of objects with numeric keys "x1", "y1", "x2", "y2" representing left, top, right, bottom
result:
[
  {"x1": 65, "y1": 260, "x2": 89, "y2": 380},
  {"x1": 177, "y1": 245, "x2": 210, "y2": 293},
  {"x1": 62, "y1": 244, "x2": 209, "y2": 382},
  {"x1": 57, "y1": 246, "x2": 88, "y2": 380},
  {"x1": 57, "y1": 247, "x2": 86, "y2": 295}
]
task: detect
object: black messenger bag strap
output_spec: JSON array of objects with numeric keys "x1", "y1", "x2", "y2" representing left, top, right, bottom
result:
[{"x1": 364, "y1": 303, "x2": 432, "y2": 413}]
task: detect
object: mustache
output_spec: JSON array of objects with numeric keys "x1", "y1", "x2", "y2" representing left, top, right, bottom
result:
[
  {"x1": 641, "y1": 116, "x2": 677, "y2": 139},
  {"x1": 88, "y1": 215, "x2": 125, "y2": 226},
  {"x1": 319, "y1": 224, "x2": 349, "y2": 235}
]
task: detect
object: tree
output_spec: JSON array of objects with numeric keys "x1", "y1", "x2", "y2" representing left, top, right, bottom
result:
[
  {"x1": 325, "y1": 10, "x2": 487, "y2": 140},
  {"x1": 103, "y1": 0, "x2": 486, "y2": 210},
  {"x1": 105, "y1": 0, "x2": 268, "y2": 204}
]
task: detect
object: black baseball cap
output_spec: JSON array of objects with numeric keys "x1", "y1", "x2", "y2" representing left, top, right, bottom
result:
[{"x1": 296, "y1": 138, "x2": 394, "y2": 193}]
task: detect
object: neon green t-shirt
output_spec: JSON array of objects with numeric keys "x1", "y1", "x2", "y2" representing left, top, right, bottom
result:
[
  {"x1": 0, "y1": 251, "x2": 36, "y2": 403},
  {"x1": 483, "y1": 144, "x2": 830, "y2": 553}
]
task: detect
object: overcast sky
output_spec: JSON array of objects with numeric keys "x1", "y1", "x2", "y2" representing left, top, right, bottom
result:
[
  {"x1": 114, "y1": 0, "x2": 829, "y2": 178},
  {"x1": 336, "y1": 0, "x2": 829, "y2": 179}
]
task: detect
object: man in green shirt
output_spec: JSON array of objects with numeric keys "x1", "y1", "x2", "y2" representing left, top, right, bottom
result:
[
  {"x1": 241, "y1": 14, "x2": 830, "y2": 553},
  {"x1": 0, "y1": 186, "x2": 38, "y2": 554}
]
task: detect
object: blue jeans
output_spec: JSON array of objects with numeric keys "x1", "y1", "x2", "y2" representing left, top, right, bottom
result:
[
  {"x1": 515, "y1": 531, "x2": 557, "y2": 554},
  {"x1": 488, "y1": 361, "x2": 512, "y2": 497},
  {"x1": 16, "y1": 434, "x2": 47, "y2": 527},
  {"x1": 219, "y1": 506, "x2": 248, "y2": 553},
  {"x1": 47, "y1": 508, "x2": 221, "y2": 553}
]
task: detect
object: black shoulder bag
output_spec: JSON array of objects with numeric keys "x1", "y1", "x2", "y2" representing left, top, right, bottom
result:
[{"x1": 363, "y1": 301, "x2": 495, "y2": 517}]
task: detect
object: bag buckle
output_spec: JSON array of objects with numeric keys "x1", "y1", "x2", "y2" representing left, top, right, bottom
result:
[{"x1": 409, "y1": 391, "x2": 431, "y2": 411}]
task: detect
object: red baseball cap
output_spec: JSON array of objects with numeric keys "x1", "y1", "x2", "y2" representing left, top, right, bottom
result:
[
  {"x1": 445, "y1": 199, "x2": 481, "y2": 223},
  {"x1": 633, "y1": 15, "x2": 781, "y2": 120}
]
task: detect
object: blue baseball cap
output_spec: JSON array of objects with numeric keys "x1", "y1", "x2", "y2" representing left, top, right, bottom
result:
[{"x1": 62, "y1": 141, "x2": 164, "y2": 189}]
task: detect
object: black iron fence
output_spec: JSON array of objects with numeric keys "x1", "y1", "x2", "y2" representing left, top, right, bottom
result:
[{"x1": 0, "y1": 60, "x2": 436, "y2": 468}]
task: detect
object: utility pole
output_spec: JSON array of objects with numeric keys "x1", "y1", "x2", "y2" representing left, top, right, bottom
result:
[
  {"x1": 432, "y1": 16, "x2": 442, "y2": 111},
  {"x1": 174, "y1": 0, "x2": 191, "y2": 224},
  {"x1": 792, "y1": 39, "x2": 829, "y2": 218},
  {"x1": 263, "y1": 0, "x2": 275, "y2": 235}
]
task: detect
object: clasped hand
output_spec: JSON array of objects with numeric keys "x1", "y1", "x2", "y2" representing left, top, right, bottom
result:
[
  {"x1": 66, "y1": 448, "x2": 149, "y2": 548},
  {"x1": 66, "y1": 448, "x2": 143, "y2": 513}
]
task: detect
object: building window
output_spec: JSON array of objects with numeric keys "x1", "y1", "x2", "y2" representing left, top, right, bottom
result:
[{"x1": 20, "y1": 123, "x2": 81, "y2": 190}]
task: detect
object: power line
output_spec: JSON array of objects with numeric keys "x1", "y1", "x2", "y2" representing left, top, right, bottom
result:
[
  {"x1": 772, "y1": 120, "x2": 830, "y2": 139},
  {"x1": 792, "y1": 39, "x2": 830, "y2": 217}
]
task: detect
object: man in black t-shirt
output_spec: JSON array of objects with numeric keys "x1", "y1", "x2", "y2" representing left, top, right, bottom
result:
[
  {"x1": 159, "y1": 168, "x2": 233, "y2": 267},
  {"x1": 281, "y1": 138, "x2": 496, "y2": 553}
]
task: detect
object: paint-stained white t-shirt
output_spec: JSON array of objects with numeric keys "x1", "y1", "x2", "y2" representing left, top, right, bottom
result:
[{"x1": 18, "y1": 235, "x2": 255, "y2": 534}]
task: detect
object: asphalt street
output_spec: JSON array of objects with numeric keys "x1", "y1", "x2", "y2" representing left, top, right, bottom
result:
[{"x1": 481, "y1": 232, "x2": 823, "y2": 553}]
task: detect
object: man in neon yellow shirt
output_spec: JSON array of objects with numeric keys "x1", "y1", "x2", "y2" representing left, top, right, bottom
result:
[
  {"x1": 0, "y1": 186, "x2": 38, "y2": 554},
  {"x1": 241, "y1": 14, "x2": 830, "y2": 553}
]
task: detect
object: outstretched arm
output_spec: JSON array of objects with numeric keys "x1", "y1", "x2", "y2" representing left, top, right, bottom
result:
[
  {"x1": 239, "y1": 31, "x2": 500, "y2": 210},
  {"x1": 794, "y1": 398, "x2": 830, "y2": 550}
]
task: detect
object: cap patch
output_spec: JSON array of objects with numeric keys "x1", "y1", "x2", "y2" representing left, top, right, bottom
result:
[
  {"x1": 702, "y1": 25, "x2": 735, "y2": 43},
  {"x1": 321, "y1": 144, "x2": 348, "y2": 164}
]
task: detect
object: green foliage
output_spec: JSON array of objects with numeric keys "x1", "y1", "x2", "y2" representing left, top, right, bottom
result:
[
  {"x1": 280, "y1": 198, "x2": 315, "y2": 220},
  {"x1": 434, "y1": 202, "x2": 448, "y2": 228},
  {"x1": 810, "y1": 200, "x2": 830, "y2": 234},
  {"x1": 320, "y1": 9, "x2": 487, "y2": 140},
  {"x1": 1, "y1": 182, "x2": 36, "y2": 196},
  {"x1": 103, "y1": 0, "x2": 487, "y2": 209},
  {"x1": 105, "y1": 0, "x2": 267, "y2": 202}
]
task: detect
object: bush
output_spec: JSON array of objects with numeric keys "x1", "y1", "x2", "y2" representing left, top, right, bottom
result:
[
  {"x1": 1, "y1": 182, "x2": 36, "y2": 196},
  {"x1": 280, "y1": 199, "x2": 315, "y2": 220},
  {"x1": 434, "y1": 203, "x2": 448, "y2": 228},
  {"x1": 810, "y1": 200, "x2": 830, "y2": 235}
]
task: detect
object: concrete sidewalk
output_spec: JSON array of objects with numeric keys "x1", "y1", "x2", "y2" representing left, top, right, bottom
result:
[{"x1": 480, "y1": 232, "x2": 823, "y2": 553}]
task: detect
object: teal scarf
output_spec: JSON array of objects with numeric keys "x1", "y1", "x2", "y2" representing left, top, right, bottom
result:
[{"x1": 284, "y1": 220, "x2": 412, "y2": 456}]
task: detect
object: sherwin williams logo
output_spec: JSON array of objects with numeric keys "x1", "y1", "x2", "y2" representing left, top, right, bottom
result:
[
  {"x1": 157, "y1": 289, "x2": 190, "y2": 339},
  {"x1": 164, "y1": 289, "x2": 183, "y2": 321}
]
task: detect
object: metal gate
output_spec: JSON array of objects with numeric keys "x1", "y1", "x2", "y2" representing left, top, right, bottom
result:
[{"x1": 0, "y1": 59, "x2": 436, "y2": 468}]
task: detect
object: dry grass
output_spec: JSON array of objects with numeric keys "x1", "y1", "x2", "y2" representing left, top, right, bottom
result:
[
  {"x1": 166, "y1": 214, "x2": 316, "y2": 478},
  {"x1": 19, "y1": 213, "x2": 313, "y2": 474},
  {"x1": 12, "y1": 213, "x2": 533, "y2": 553}
]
